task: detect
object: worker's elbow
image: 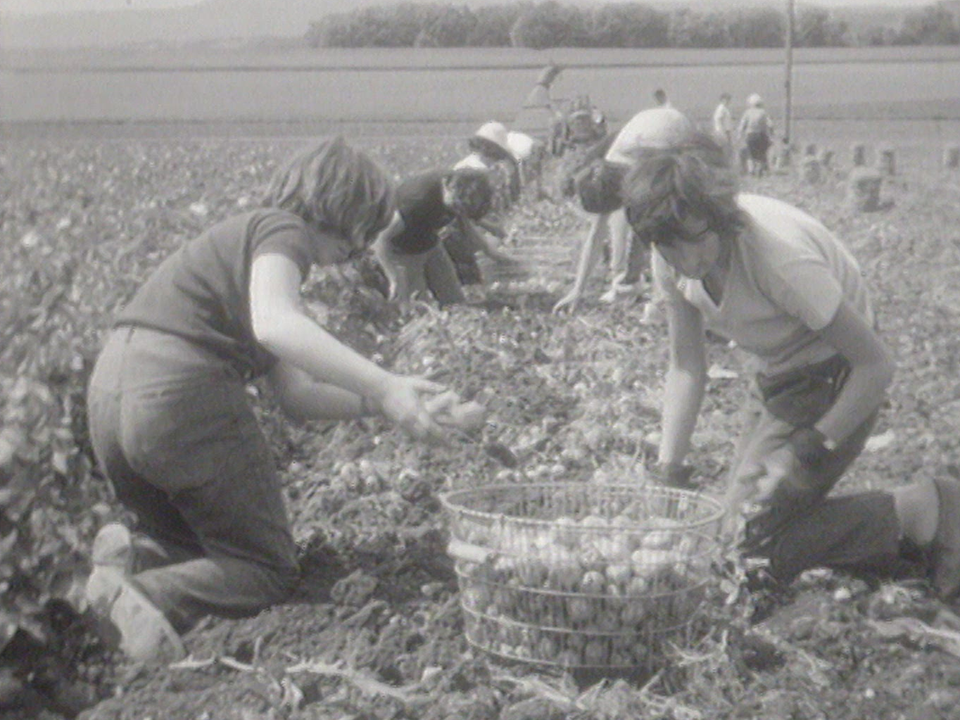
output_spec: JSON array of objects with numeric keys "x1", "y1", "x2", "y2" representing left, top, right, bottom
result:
[
  {"x1": 877, "y1": 353, "x2": 896, "y2": 391},
  {"x1": 251, "y1": 311, "x2": 293, "y2": 358}
]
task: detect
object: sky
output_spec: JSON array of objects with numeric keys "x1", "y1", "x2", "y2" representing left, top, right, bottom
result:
[
  {"x1": 1, "y1": 0, "x2": 938, "y2": 14},
  {"x1": 4, "y1": 0, "x2": 199, "y2": 13}
]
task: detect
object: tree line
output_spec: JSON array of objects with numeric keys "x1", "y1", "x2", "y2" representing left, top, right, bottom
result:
[{"x1": 305, "y1": 1, "x2": 960, "y2": 49}]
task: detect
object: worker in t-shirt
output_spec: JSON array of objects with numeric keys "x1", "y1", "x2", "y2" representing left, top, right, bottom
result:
[
  {"x1": 620, "y1": 130, "x2": 960, "y2": 603},
  {"x1": 373, "y1": 166, "x2": 514, "y2": 304},
  {"x1": 553, "y1": 106, "x2": 695, "y2": 313},
  {"x1": 83, "y1": 137, "x2": 466, "y2": 663}
]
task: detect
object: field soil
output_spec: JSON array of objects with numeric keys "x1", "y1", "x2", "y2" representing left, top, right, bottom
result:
[{"x1": 3, "y1": 126, "x2": 960, "y2": 720}]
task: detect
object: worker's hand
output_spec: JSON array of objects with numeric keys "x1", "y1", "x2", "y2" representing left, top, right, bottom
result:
[
  {"x1": 753, "y1": 445, "x2": 800, "y2": 505},
  {"x1": 493, "y1": 251, "x2": 524, "y2": 267},
  {"x1": 376, "y1": 375, "x2": 449, "y2": 444},
  {"x1": 424, "y1": 390, "x2": 488, "y2": 432},
  {"x1": 552, "y1": 288, "x2": 582, "y2": 314}
]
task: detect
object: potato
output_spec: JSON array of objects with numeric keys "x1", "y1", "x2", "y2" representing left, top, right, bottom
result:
[
  {"x1": 448, "y1": 400, "x2": 488, "y2": 431},
  {"x1": 579, "y1": 570, "x2": 606, "y2": 595},
  {"x1": 556, "y1": 649, "x2": 582, "y2": 668},
  {"x1": 545, "y1": 564, "x2": 580, "y2": 592},
  {"x1": 605, "y1": 562, "x2": 633, "y2": 586},
  {"x1": 432, "y1": 397, "x2": 488, "y2": 431},
  {"x1": 579, "y1": 514, "x2": 610, "y2": 528},
  {"x1": 583, "y1": 640, "x2": 608, "y2": 666},
  {"x1": 536, "y1": 634, "x2": 559, "y2": 660},
  {"x1": 625, "y1": 575, "x2": 649, "y2": 597},
  {"x1": 424, "y1": 389, "x2": 461, "y2": 417},
  {"x1": 566, "y1": 597, "x2": 593, "y2": 623},
  {"x1": 594, "y1": 535, "x2": 632, "y2": 562},
  {"x1": 620, "y1": 599, "x2": 646, "y2": 625},
  {"x1": 640, "y1": 529, "x2": 677, "y2": 550},
  {"x1": 516, "y1": 559, "x2": 548, "y2": 588},
  {"x1": 463, "y1": 585, "x2": 491, "y2": 611}
]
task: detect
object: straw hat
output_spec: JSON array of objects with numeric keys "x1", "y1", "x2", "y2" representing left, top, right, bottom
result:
[
  {"x1": 747, "y1": 93, "x2": 763, "y2": 108},
  {"x1": 473, "y1": 121, "x2": 511, "y2": 155}
]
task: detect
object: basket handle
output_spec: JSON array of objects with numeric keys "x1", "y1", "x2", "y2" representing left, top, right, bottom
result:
[{"x1": 447, "y1": 538, "x2": 494, "y2": 564}]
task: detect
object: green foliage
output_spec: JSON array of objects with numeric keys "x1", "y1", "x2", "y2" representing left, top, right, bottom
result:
[
  {"x1": 588, "y1": 3, "x2": 670, "y2": 49},
  {"x1": 726, "y1": 6, "x2": 785, "y2": 49},
  {"x1": 466, "y1": 4, "x2": 520, "y2": 46},
  {"x1": 304, "y1": 1, "x2": 960, "y2": 50},
  {"x1": 510, "y1": 1, "x2": 590, "y2": 49},
  {"x1": 898, "y1": 3, "x2": 960, "y2": 45},
  {"x1": 667, "y1": 8, "x2": 732, "y2": 49},
  {"x1": 415, "y1": 5, "x2": 479, "y2": 47},
  {"x1": 796, "y1": 6, "x2": 850, "y2": 48}
]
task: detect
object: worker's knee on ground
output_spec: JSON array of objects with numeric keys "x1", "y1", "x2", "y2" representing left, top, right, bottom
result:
[{"x1": 259, "y1": 560, "x2": 301, "y2": 608}]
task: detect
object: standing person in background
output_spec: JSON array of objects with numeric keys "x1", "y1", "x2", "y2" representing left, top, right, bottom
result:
[
  {"x1": 553, "y1": 106, "x2": 695, "y2": 313},
  {"x1": 738, "y1": 94, "x2": 775, "y2": 177},
  {"x1": 516, "y1": 63, "x2": 566, "y2": 156},
  {"x1": 515, "y1": 62, "x2": 564, "y2": 146},
  {"x1": 712, "y1": 92, "x2": 734, "y2": 162},
  {"x1": 84, "y1": 137, "x2": 462, "y2": 663},
  {"x1": 619, "y1": 132, "x2": 960, "y2": 603}
]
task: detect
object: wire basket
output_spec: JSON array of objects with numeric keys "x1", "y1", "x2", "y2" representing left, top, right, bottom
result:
[{"x1": 440, "y1": 482, "x2": 724, "y2": 672}]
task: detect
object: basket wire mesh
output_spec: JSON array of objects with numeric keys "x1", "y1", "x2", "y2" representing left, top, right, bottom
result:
[{"x1": 440, "y1": 482, "x2": 724, "y2": 671}]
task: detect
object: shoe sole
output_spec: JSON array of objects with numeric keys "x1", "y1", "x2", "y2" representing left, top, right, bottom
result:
[{"x1": 86, "y1": 567, "x2": 186, "y2": 663}]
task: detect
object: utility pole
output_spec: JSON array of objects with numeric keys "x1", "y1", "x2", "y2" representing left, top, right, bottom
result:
[{"x1": 784, "y1": 0, "x2": 795, "y2": 144}]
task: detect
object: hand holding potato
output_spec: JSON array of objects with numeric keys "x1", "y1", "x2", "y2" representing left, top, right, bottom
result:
[{"x1": 424, "y1": 390, "x2": 488, "y2": 432}]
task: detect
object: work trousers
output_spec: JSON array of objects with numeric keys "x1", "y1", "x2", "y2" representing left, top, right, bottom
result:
[
  {"x1": 87, "y1": 326, "x2": 299, "y2": 632},
  {"x1": 731, "y1": 370, "x2": 905, "y2": 584}
]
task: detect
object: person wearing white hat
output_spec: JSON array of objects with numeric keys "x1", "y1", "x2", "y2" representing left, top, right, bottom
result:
[
  {"x1": 712, "y1": 92, "x2": 734, "y2": 161},
  {"x1": 553, "y1": 106, "x2": 696, "y2": 314},
  {"x1": 455, "y1": 121, "x2": 520, "y2": 215},
  {"x1": 446, "y1": 122, "x2": 525, "y2": 286},
  {"x1": 738, "y1": 93, "x2": 775, "y2": 177},
  {"x1": 506, "y1": 130, "x2": 547, "y2": 198}
]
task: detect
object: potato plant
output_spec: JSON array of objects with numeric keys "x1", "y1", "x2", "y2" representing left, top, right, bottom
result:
[{"x1": 4, "y1": 127, "x2": 960, "y2": 719}]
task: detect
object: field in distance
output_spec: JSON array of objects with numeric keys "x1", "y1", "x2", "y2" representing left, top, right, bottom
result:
[{"x1": 3, "y1": 45, "x2": 960, "y2": 151}]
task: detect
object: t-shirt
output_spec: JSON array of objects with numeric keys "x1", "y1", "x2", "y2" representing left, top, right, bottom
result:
[
  {"x1": 739, "y1": 108, "x2": 773, "y2": 136},
  {"x1": 605, "y1": 107, "x2": 695, "y2": 167},
  {"x1": 507, "y1": 131, "x2": 537, "y2": 162},
  {"x1": 713, "y1": 103, "x2": 733, "y2": 137},
  {"x1": 389, "y1": 170, "x2": 454, "y2": 255},
  {"x1": 116, "y1": 208, "x2": 321, "y2": 380},
  {"x1": 654, "y1": 194, "x2": 873, "y2": 375}
]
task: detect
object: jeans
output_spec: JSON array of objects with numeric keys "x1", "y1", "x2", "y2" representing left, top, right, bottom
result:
[
  {"x1": 87, "y1": 327, "x2": 299, "y2": 632},
  {"x1": 384, "y1": 243, "x2": 465, "y2": 305},
  {"x1": 731, "y1": 381, "x2": 903, "y2": 584}
]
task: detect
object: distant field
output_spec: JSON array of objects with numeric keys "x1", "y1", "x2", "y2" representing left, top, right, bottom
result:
[
  {"x1": 5, "y1": 44, "x2": 960, "y2": 71},
  {"x1": 3, "y1": 46, "x2": 960, "y2": 145}
]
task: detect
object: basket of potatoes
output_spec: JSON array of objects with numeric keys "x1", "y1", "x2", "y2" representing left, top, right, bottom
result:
[{"x1": 440, "y1": 482, "x2": 724, "y2": 672}]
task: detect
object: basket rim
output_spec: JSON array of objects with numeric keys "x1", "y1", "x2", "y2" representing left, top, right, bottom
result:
[{"x1": 440, "y1": 481, "x2": 725, "y2": 528}]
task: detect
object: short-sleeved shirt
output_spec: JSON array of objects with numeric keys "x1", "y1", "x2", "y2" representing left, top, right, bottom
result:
[
  {"x1": 116, "y1": 208, "x2": 321, "y2": 379},
  {"x1": 388, "y1": 170, "x2": 454, "y2": 255},
  {"x1": 654, "y1": 193, "x2": 873, "y2": 375},
  {"x1": 713, "y1": 103, "x2": 733, "y2": 137},
  {"x1": 605, "y1": 107, "x2": 695, "y2": 167},
  {"x1": 739, "y1": 108, "x2": 773, "y2": 136}
]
